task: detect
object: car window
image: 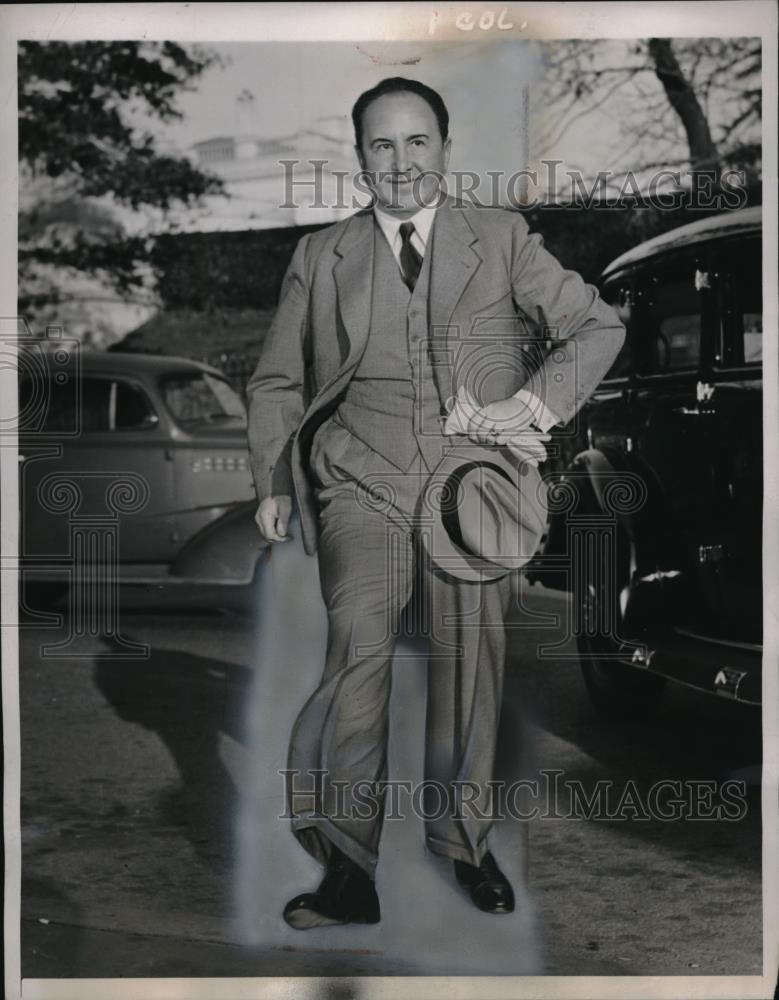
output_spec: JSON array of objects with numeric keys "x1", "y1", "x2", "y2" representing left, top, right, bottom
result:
[
  {"x1": 29, "y1": 377, "x2": 158, "y2": 433},
  {"x1": 600, "y1": 277, "x2": 633, "y2": 380},
  {"x1": 639, "y1": 257, "x2": 702, "y2": 375},
  {"x1": 81, "y1": 379, "x2": 113, "y2": 431},
  {"x1": 38, "y1": 377, "x2": 111, "y2": 433},
  {"x1": 114, "y1": 380, "x2": 158, "y2": 429},
  {"x1": 718, "y1": 236, "x2": 762, "y2": 368},
  {"x1": 18, "y1": 373, "x2": 88, "y2": 433},
  {"x1": 161, "y1": 372, "x2": 247, "y2": 427}
]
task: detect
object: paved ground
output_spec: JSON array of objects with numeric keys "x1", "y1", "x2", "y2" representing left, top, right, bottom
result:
[{"x1": 15, "y1": 552, "x2": 762, "y2": 981}]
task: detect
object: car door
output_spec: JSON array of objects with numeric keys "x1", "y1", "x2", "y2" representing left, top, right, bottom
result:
[
  {"x1": 582, "y1": 271, "x2": 636, "y2": 457},
  {"x1": 157, "y1": 370, "x2": 255, "y2": 548},
  {"x1": 690, "y1": 232, "x2": 763, "y2": 644},
  {"x1": 627, "y1": 242, "x2": 719, "y2": 636},
  {"x1": 21, "y1": 375, "x2": 179, "y2": 567}
]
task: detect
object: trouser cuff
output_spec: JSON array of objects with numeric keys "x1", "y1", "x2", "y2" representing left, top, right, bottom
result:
[
  {"x1": 425, "y1": 832, "x2": 489, "y2": 867},
  {"x1": 292, "y1": 815, "x2": 378, "y2": 878}
]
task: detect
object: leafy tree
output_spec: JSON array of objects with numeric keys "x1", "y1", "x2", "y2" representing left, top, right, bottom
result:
[{"x1": 18, "y1": 41, "x2": 225, "y2": 324}]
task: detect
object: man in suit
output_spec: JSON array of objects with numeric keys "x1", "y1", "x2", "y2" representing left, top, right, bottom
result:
[{"x1": 247, "y1": 77, "x2": 624, "y2": 929}]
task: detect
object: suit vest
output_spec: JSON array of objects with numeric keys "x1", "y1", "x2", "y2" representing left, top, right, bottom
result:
[{"x1": 334, "y1": 220, "x2": 446, "y2": 472}]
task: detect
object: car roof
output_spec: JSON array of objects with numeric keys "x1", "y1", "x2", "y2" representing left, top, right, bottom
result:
[
  {"x1": 78, "y1": 352, "x2": 224, "y2": 378},
  {"x1": 601, "y1": 204, "x2": 762, "y2": 280}
]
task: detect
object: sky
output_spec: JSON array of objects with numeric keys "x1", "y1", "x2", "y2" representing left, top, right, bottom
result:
[
  {"x1": 152, "y1": 38, "x2": 716, "y2": 205},
  {"x1": 159, "y1": 39, "x2": 547, "y2": 182},
  {"x1": 140, "y1": 37, "x2": 759, "y2": 226}
]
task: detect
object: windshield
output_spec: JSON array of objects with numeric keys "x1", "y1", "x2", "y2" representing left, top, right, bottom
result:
[{"x1": 161, "y1": 372, "x2": 247, "y2": 427}]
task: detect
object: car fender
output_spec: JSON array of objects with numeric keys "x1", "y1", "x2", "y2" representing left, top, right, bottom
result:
[
  {"x1": 566, "y1": 447, "x2": 683, "y2": 633},
  {"x1": 542, "y1": 447, "x2": 640, "y2": 548},
  {"x1": 531, "y1": 447, "x2": 660, "y2": 590},
  {"x1": 170, "y1": 500, "x2": 268, "y2": 584},
  {"x1": 571, "y1": 447, "x2": 625, "y2": 514},
  {"x1": 569, "y1": 446, "x2": 668, "y2": 540}
]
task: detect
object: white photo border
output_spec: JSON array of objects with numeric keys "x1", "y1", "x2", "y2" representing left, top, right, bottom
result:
[{"x1": 1, "y1": 3, "x2": 776, "y2": 999}]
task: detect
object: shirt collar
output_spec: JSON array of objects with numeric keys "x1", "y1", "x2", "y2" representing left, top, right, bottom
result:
[{"x1": 373, "y1": 203, "x2": 438, "y2": 251}]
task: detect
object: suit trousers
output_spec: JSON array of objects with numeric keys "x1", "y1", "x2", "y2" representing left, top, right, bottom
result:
[{"x1": 287, "y1": 427, "x2": 512, "y2": 876}]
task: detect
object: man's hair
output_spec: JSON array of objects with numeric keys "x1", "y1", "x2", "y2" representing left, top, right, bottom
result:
[{"x1": 351, "y1": 77, "x2": 450, "y2": 150}]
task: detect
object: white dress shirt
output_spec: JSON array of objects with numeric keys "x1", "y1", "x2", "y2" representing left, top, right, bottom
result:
[
  {"x1": 374, "y1": 203, "x2": 437, "y2": 265},
  {"x1": 372, "y1": 204, "x2": 560, "y2": 433}
]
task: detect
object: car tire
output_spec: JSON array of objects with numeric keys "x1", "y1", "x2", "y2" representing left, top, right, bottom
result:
[{"x1": 572, "y1": 478, "x2": 666, "y2": 719}]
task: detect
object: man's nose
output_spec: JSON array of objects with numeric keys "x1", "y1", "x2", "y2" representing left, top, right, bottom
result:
[{"x1": 391, "y1": 147, "x2": 409, "y2": 174}]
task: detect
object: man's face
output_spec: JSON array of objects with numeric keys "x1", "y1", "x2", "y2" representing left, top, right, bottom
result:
[{"x1": 356, "y1": 91, "x2": 451, "y2": 217}]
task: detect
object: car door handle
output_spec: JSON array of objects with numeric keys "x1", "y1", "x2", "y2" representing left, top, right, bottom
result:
[{"x1": 673, "y1": 405, "x2": 716, "y2": 417}]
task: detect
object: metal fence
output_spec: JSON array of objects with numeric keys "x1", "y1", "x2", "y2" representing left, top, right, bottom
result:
[{"x1": 201, "y1": 353, "x2": 259, "y2": 397}]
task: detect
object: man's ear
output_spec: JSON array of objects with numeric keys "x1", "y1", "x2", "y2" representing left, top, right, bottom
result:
[
  {"x1": 355, "y1": 144, "x2": 366, "y2": 171},
  {"x1": 442, "y1": 137, "x2": 452, "y2": 173}
]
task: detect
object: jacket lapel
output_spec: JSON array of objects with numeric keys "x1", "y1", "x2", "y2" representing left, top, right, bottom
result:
[
  {"x1": 333, "y1": 200, "x2": 480, "y2": 359},
  {"x1": 429, "y1": 198, "x2": 482, "y2": 405},
  {"x1": 430, "y1": 198, "x2": 482, "y2": 336},
  {"x1": 333, "y1": 209, "x2": 375, "y2": 366},
  {"x1": 327, "y1": 198, "x2": 481, "y2": 412}
]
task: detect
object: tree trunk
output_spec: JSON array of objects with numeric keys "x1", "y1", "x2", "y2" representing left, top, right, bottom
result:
[{"x1": 648, "y1": 38, "x2": 719, "y2": 178}]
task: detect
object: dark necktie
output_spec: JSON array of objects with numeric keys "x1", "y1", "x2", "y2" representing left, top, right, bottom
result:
[{"x1": 399, "y1": 221, "x2": 423, "y2": 292}]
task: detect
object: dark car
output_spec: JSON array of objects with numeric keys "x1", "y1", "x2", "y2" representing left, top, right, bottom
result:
[
  {"x1": 19, "y1": 352, "x2": 261, "y2": 593},
  {"x1": 533, "y1": 205, "x2": 762, "y2": 710}
]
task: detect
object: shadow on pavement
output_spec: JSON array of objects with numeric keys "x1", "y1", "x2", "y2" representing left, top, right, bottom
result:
[{"x1": 93, "y1": 633, "x2": 253, "y2": 877}]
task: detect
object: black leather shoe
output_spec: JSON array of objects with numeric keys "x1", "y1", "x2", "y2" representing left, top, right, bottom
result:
[
  {"x1": 453, "y1": 851, "x2": 515, "y2": 914},
  {"x1": 283, "y1": 848, "x2": 380, "y2": 929}
]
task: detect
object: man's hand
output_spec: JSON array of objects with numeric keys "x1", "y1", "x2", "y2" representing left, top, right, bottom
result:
[
  {"x1": 469, "y1": 395, "x2": 537, "y2": 437},
  {"x1": 443, "y1": 387, "x2": 550, "y2": 466},
  {"x1": 256, "y1": 495, "x2": 292, "y2": 542}
]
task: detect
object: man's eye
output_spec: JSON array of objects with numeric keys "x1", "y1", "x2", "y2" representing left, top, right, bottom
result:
[
  {"x1": 411, "y1": 139, "x2": 426, "y2": 147},
  {"x1": 375, "y1": 143, "x2": 392, "y2": 151}
]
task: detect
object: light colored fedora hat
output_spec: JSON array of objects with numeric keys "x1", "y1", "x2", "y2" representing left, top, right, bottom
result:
[{"x1": 420, "y1": 445, "x2": 548, "y2": 582}]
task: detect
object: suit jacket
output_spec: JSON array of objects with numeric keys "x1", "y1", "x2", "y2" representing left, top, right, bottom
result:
[{"x1": 246, "y1": 197, "x2": 625, "y2": 555}]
